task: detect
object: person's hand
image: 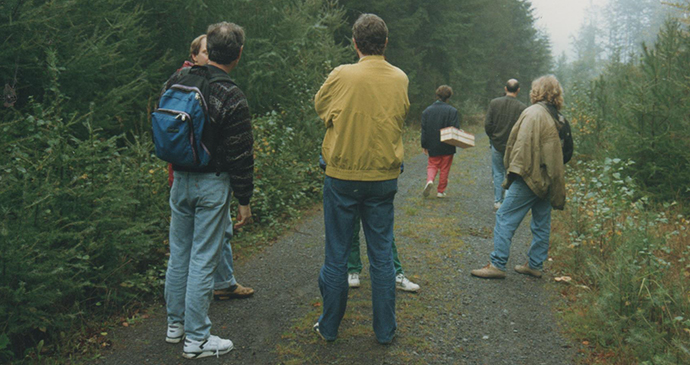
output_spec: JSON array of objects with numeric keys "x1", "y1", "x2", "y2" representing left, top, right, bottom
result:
[
  {"x1": 423, "y1": 148, "x2": 429, "y2": 156},
  {"x1": 234, "y1": 204, "x2": 252, "y2": 229}
]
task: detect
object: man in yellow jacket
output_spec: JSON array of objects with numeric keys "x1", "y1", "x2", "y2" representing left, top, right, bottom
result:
[{"x1": 313, "y1": 13, "x2": 409, "y2": 344}]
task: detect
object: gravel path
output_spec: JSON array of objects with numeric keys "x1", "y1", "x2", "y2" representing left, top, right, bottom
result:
[{"x1": 96, "y1": 132, "x2": 577, "y2": 364}]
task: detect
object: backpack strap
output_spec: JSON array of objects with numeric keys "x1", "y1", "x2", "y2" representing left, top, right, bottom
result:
[
  {"x1": 178, "y1": 67, "x2": 192, "y2": 77},
  {"x1": 537, "y1": 102, "x2": 573, "y2": 164},
  {"x1": 537, "y1": 102, "x2": 562, "y2": 129}
]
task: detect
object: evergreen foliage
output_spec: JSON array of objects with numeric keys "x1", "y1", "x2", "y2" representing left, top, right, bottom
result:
[
  {"x1": 551, "y1": 4, "x2": 690, "y2": 363},
  {"x1": 336, "y1": 0, "x2": 552, "y2": 114},
  {"x1": 568, "y1": 19, "x2": 690, "y2": 202},
  {"x1": 1, "y1": 0, "x2": 347, "y2": 360}
]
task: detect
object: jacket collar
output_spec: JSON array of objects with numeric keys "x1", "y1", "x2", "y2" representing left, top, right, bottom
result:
[{"x1": 358, "y1": 55, "x2": 385, "y2": 63}]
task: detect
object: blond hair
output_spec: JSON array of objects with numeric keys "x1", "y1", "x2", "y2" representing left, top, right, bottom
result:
[
  {"x1": 189, "y1": 34, "x2": 207, "y2": 60},
  {"x1": 530, "y1": 75, "x2": 564, "y2": 110}
]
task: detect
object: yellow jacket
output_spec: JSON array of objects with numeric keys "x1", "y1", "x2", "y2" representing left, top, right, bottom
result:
[{"x1": 315, "y1": 55, "x2": 409, "y2": 181}]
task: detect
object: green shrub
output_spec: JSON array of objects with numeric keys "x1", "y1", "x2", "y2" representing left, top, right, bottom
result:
[
  {"x1": 234, "y1": 111, "x2": 325, "y2": 239},
  {"x1": 0, "y1": 96, "x2": 170, "y2": 360},
  {"x1": 564, "y1": 20, "x2": 690, "y2": 202},
  {"x1": 551, "y1": 158, "x2": 690, "y2": 364}
]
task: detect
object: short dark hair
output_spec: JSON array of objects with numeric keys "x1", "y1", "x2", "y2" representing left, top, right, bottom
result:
[
  {"x1": 206, "y1": 22, "x2": 245, "y2": 64},
  {"x1": 352, "y1": 14, "x2": 388, "y2": 56},
  {"x1": 505, "y1": 79, "x2": 520, "y2": 93},
  {"x1": 436, "y1": 85, "x2": 453, "y2": 102}
]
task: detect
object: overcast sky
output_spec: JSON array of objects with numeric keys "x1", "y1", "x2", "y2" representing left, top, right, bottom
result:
[{"x1": 529, "y1": 0, "x2": 600, "y2": 59}]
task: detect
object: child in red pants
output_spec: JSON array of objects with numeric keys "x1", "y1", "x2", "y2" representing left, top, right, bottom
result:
[{"x1": 421, "y1": 85, "x2": 460, "y2": 198}]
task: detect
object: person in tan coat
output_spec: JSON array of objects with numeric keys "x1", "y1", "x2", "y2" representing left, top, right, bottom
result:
[{"x1": 472, "y1": 75, "x2": 567, "y2": 279}]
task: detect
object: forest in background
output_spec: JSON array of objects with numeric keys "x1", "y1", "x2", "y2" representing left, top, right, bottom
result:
[
  {"x1": 549, "y1": 1, "x2": 690, "y2": 363},
  {"x1": 0, "y1": 0, "x2": 550, "y2": 362}
]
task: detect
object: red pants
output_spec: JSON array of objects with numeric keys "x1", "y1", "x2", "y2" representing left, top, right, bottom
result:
[{"x1": 427, "y1": 154, "x2": 454, "y2": 193}]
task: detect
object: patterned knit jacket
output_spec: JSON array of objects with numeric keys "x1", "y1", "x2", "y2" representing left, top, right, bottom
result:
[{"x1": 161, "y1": 65, "x2": 254, "y2": 205}]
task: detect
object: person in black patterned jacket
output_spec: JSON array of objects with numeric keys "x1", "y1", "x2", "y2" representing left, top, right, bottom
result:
[{"x1": 160, "y1": 22, "x2": 253, "y2": 359}]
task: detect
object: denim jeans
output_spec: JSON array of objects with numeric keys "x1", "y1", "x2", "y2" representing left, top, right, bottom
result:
[
  {"x1": 491, "y1": 145, "x2": 506, "y2": 203},
  {"x1": 319, "y1": 176, "x2": 397, "y2": 343},
  {"x1": 214, "y1": 212, "x2": 237, "y2": 290},
  {"x1": 165, "y1": 171, "x2": 230, "y2": 341},
  {"x1": 490, "y1": 177, "x2": 552, "y2": 271},
  {"x1": 347, "y1": 216, "x2": 403, "y2": 276}
]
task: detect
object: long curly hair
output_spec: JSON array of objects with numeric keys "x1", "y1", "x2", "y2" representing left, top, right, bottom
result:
[{"x1": 530, "y1": 75, "x2": 564, "y2": 110}]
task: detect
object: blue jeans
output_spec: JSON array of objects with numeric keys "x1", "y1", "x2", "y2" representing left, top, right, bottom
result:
[
  {"x1": 214, "y1": 213, "x2": 237, "y2": 290},
  {"x1": 165, "y1": 171, "x2": 230, "y2": 341},
  {"x1": 348, "y1": 216, "x2": 404, "y2": 276},
  {"x1": 319, "y1": 176, "x2": 397, "y2": 343},
  {"x1": 490, "y1": 177, "x2": 552, "y2": 271},
  {"x1": 491, "y1": 145, "x2": 506, "y2": 203}
]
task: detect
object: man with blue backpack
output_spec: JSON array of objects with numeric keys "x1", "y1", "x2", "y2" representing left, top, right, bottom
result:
[{"x1": 152, "y1": 22, "x2": 253, "y2": 359}]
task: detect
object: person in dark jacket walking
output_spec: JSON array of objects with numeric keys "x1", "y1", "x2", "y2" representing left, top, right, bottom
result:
[
  {"x1": 421, "y1": 85, "x2": 460, "y2": 198},
  {"x1": 484, "y1": 79, "x2": 526, "y2": 210}
]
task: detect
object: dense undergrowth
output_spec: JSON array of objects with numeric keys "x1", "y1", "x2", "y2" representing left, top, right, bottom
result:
[
  {"x1": 0, "y1": 96, "x2": 330, "y2": 363},
  {"x1": 549, "y1": 18, "x2": 690, "y2": 365},
  {"x1": 550, "y1": 158, "x2": 689, "y2": 364},
  {"x1": 0, "y1": 1, "x2": 347, "y2": 361}
]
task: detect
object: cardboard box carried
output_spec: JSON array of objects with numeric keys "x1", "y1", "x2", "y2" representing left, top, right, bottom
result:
[{"x1": 440, "y1": 127, "x2": 475, "y2": 148}]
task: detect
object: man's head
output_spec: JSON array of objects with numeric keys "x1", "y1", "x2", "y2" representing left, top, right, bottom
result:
[
  {"x1": 530, "y1": 75, "x2": 564, "y2": 110},
  {"x1": 505, "y1": 79, "x2": 520, "y2": 94},
  {"x1": 189, "y1": 35, "x2": 208, "y2": 65},
  {"x1": 435, "y1": 85, "x2": 453, "y2": 102},
  {"x1": 352, "y1": 14, "x2": 388, "y2": 56},
  {"x1": 206, "y1": 22, "x2": 245, "y2": 65}
]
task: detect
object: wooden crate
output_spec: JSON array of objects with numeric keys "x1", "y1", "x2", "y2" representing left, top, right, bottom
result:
[{"x1": 440, "y1": 127, "x2": 475, "y2": 148}]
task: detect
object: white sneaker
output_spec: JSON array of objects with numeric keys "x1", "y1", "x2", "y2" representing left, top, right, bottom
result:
[
  {"x1": 493, "y1": 202, "x2": 502, "y2": 210},
  {"x1": 423, "y1": 181, "x2": 434, "y2": 197},
  {"x1": 396, "y1": 274, "x2": 420, "y2": 292},
  {"x1": 182, "y1": 335, "x2": 234, "y2": 359},
  {"x1": 348, "y1": 272, "x2": 361, "y2": 288},
  {"x1": 166, "y1": 323, "x2": 184, "y2": 344},
  {"x1": 437, "y1": 192, "x2": 446, "y2": 198}
]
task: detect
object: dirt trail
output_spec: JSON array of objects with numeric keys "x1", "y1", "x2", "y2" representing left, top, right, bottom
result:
[{"x1": 96, "y1": 133, "x2": 577, "y2": 365}]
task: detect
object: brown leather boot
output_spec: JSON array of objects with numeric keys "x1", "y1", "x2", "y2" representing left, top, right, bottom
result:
[
  {"x1": 470, "y1": 263, "x2": 506, "y2": 279},
  {"x1": 514, "y1": 263, "x2": 542, "y2": 278}
]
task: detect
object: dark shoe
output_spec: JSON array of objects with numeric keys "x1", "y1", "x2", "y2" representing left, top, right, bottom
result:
[
  {"x1": 514, "y1": 263, "x2": 542, "y2": 278},
  {"x1": 470, "y1": 263, "x2": 506, "y2": 279},
  {"x1": 378, "y1": 333, "x2": 396, "y2": 345},
  {"x1": 213, "y1": 284, "x2": 255, "y2": 300}
]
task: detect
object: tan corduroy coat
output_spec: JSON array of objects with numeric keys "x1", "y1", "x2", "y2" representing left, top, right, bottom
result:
[
  {"x1": 503, "y1": 104, "x2": 566, "y2": 209},
  {"x1": 315, "y1": 55, "x2": 409, "y2": 181}
]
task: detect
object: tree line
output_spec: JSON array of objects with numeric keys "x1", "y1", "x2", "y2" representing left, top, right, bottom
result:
[{"x1": 556, "y1": 0, "x2": 690, "y2": 202}]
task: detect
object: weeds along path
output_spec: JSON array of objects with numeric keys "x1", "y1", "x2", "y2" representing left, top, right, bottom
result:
[{"x1": 96, "y1": 133, "x2": 576, "y2": 364}]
